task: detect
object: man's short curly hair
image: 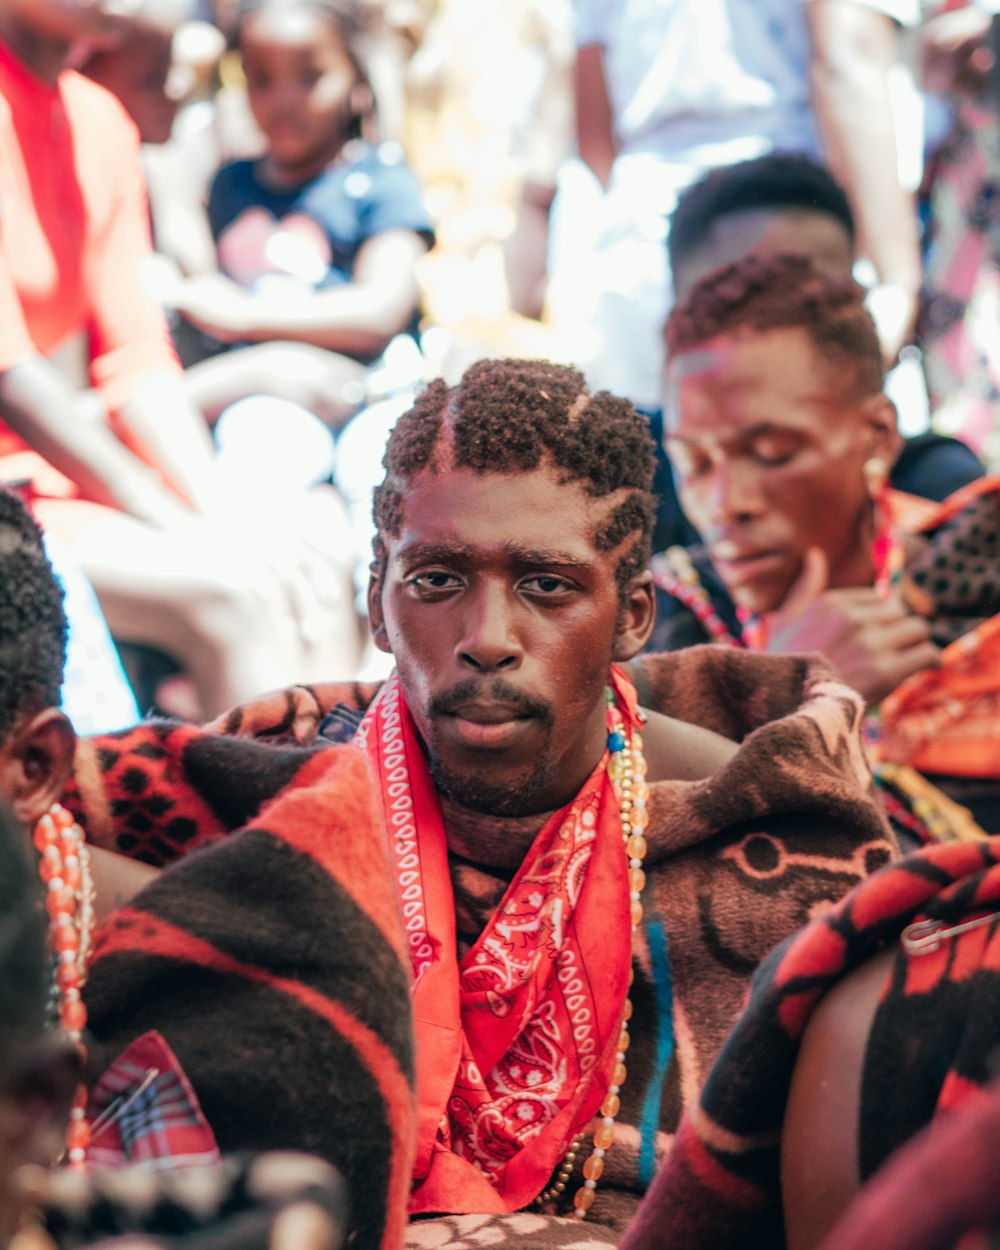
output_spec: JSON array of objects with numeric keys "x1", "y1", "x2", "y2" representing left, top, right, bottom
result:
[
  {"x1": 668, "y1": 153, "x2": 855, "y2": 280},
  {"x1": 372, "y1": 358, "x2": 656, "y2": 600},
  {"x1": 0, "y1": 490, "x2": 67, "y2": 743},
  {"x1": 666, "y1": 253, "x2": 883, "y2": 398}
]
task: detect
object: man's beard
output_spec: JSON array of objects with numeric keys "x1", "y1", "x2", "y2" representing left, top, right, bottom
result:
[
  {"x1": 428, "y1": 751, "x2": 556, "y2": 816},
  {"x1": 425, "y1": 678, "x2": 556, "y2": 817}
]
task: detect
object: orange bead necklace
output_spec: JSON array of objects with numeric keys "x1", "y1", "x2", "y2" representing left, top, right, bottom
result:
[{"x1": 33, "y1": 803, "x2": 95, "y2": 1167}]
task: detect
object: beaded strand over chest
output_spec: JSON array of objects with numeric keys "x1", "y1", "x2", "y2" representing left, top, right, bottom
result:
[
  {"x1": 34, "y1": 803, "x2": 95, "y2": 1166},
  {"x1": 535, "y1": 686, "x2": 650, "y2": 1219}
]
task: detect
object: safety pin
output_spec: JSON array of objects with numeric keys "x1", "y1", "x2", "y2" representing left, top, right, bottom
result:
[
  {"x1": 88, "y1": 1067, "x2": 161, "y2": 1138},
  {"x1": 901, "y1": 911, "x2": 1000, "y2": 956}
]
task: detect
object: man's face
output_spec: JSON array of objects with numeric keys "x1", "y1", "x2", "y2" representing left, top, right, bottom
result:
[
  {"x1": 673, "y1": 207, "x2": 855, "y2": 301},
  {"x1": 369, "y1": 465, "x2": 653, "y2": 816},
  {"x1": 666, "y1": 327, "x2": 887, "y2": 615}
]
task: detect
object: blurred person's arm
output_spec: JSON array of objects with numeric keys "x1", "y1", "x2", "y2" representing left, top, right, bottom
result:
[
  {"x1": 174, "y1": 229, "x2": 429, "y2": 359},
  {"x1": 808, "y1": 0, "x2": 923, "y2": 365},
  {"x1": 574, "y1": 43, "x2": 616, "y2": 188},
  {"x1": 114, "y1": 370, "x2": 221, "y2": 516},
  {"x1": 86, "y1": 103, "x2": 221, "y2": 514},
  {"x1": 0, "y1": 250, "x2": 196, "y2": 526},
  {"x1": 143, "y1": 142, "x2": 220, "y2": 278},
  {"x1": 0, "y1": 359, "x2": 194, "y2": 527}
]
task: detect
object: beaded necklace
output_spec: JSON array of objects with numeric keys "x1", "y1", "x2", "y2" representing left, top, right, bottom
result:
[
  {"x1": 650, "y1": 547, "x2": 744, "y2": 647},
  {"x1": 33, "y1": 802, "x2": 95, "y2": 1167},
  {"x1": 534, "y1": 686, "x2": 650, "y2": 1219}
]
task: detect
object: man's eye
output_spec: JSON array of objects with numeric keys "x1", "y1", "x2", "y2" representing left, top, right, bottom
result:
[
  {"x1": 409, "y1": 571, "x2": 460, "y2": 591},
  {"x1": 665, "y1": 440, "x2": 709, "y2": 481},
  {"x1": 750, "y1": 436, "x2": 798, "y2": 466},
  {"x1": 520, "y1": 575, "x2": 572, "y2": 595}
]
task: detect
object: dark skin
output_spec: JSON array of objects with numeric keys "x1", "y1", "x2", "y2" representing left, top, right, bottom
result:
[
  {"x1": 368, "y1": 463, "x2": 736, "y2": 822},
  {"x1": 781, "y1": 946, "x2": 895, "y2": 1250}
]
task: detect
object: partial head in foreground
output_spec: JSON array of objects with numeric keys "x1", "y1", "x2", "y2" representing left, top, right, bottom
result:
[
  {"x1": 0, "y1": 800, "x2": 82, "y2": 1250},
  {"x1": 664, "y1": 254, "x2": 899, "y2": 616},
  {"x1": 669, "y1": 153, "x2": 856, "y2": 302},
  {"x1": 0, "y1": 489, "x2": 74, "y2": 829},
  {"x1": 369, "y1": 358, "x2": 657, "y2": 816}
]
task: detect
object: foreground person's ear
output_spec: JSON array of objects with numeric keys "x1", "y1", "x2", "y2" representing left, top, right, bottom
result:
[
  {"x1": 367, "y1": 573, "x2": 391, "y2": 654},
  {"x1": 613, "y1": 571, "x2": 656, "y2": 661},
  {"x1": 2, "y1": 710, "x2": 75, "y2": 831}
]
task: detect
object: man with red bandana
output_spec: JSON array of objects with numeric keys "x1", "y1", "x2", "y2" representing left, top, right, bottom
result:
[{"x1": 68, "y1": 358, "x2": 894, "y2": 1250}]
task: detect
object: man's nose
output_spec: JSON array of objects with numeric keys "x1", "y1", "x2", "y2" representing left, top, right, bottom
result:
[
  {"x1": 456, "y1": 582, "x2": 523, "y2": 672},
  {"x1": 705, "y1": 460, "x2": 766, "y2": 524}
]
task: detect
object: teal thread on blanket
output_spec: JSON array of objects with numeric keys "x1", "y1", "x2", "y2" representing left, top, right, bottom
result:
[{"x1": 639, "y1": 918, "x2": 674, "y2": 1187}]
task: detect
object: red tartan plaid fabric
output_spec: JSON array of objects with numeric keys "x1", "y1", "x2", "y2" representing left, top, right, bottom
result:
[{"x1": 86, "y1": 1029, "x2": 220, "y2": 1170}]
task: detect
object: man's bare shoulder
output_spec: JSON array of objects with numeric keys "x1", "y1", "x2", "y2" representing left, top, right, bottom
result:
[{"x1": 640, "y1": 707, "x2": 739, "y2": 783}]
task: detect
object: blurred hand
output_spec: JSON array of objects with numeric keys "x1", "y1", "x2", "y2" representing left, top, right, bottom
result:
[
  {"x1": 921, "y1": 6, "x2": 994, "y2": 96},
  {"x1": 765, "y1": 548, "x2": 941, "y2": 707},
  {"x1": 172, "y1": 276, "x2": 255, "y2": 344}
]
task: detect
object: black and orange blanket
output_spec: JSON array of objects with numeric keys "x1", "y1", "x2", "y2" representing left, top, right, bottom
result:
[
  {"x1": 69, "y1": 648, "x2": 895, "y2": 1250},
  {"x1": 619, "y1": 836, "x2": 1000, "y2": 1250}
]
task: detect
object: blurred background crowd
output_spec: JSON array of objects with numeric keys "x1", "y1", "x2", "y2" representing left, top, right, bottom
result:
[{"x1": 4, "y1": 0, "x2": 1000, "y2": 725}]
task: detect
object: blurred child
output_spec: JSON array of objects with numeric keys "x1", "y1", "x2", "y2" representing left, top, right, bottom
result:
[{"x1": 172, "y1": 0, "x2": 434, "y2": 431}]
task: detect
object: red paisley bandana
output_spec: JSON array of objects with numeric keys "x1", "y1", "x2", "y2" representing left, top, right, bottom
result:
[{"x1": 355, "y1": 667, "x2": 641, "y2": 1214}]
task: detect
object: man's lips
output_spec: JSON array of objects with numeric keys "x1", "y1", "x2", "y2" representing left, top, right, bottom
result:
[
  {"x1": 710, "y1": 543, "x2": 786, "y2": 586},
  {"x1": 440, "y1": 703, "x2": 536, "y2": 750}
]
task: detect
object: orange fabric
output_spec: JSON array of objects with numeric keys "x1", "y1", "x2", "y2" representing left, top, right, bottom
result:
[
  {"x1": 874, "y1": 477, "x2": 1000, "y2": 779},
  {"x1": 877, "y1": 614, "x2": 1000, "y2": 778},
  {"x1": 0, "y1": 41, "x2": 178, "y2": 458},
  {"x1": 357, "y1": 666, "x2": 640, "y2": 1215}
]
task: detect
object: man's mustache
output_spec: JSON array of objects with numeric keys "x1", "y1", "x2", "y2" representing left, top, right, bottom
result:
[{"x1": 429, "y1": 678, "x2": 553, "y2": 723}]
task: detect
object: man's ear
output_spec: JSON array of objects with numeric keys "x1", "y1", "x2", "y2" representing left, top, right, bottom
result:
[
  {"x1": 862, "y1": 393, "x2": 902, "y2": 468},
  {"x1": 613, "y1": 570, "x2": 656, "y2": 662},
  {"x1": 0, "y1": 709, "x2": 75, "y2": 830},
  {"x1": 366, "y1": 572, "x2": 392, "y2": 655}
]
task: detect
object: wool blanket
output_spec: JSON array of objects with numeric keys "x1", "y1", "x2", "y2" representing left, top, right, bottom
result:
[
  {"x1": 79, "y1": 742, "x2": 417, "y2": 1250},
  {"x1": 619, "y1": 835, "x2": 1000, "y2": 1250},
  {"x1": 69, "y1": 647, "x2": 894, "y2": 1248}
]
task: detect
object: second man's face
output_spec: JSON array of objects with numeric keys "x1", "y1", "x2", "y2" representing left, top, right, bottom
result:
[{"x1": 665, "y1": 326, "x2": 879, "y2": 616}]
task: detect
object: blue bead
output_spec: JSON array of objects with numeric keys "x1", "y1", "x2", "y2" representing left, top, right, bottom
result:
[{"x1": 607, "y1": 731, "x2": 626, "y2": 753}]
